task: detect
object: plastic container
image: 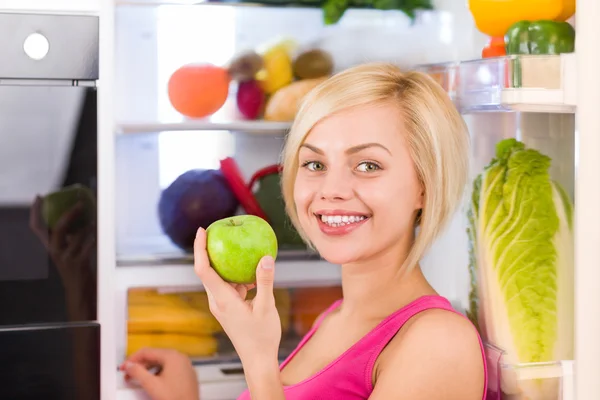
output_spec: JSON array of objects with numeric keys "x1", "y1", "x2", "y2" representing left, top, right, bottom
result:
[
  {"x1": 484, "y1": 343, "x2": 574, "y2": 400},
  {"x1": 457, "y1": 55, "x2": 566, "y2": 112},
  {"x1": 414, "y1": 61, "x2": 459, "y2": 102}
]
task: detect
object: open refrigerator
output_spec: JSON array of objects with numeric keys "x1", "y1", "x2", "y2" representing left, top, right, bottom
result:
[{"x1": 95, "y1": 0, "x2": 600, "y2": 399}]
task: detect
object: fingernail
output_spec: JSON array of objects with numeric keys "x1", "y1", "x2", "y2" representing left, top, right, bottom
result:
[
  {"x1": 123, "y1": 361, "x2": 133, "y2": 371},
  {"x1": 262, "y1": 256, "x2": 274, "y2": 270},
  {"x1": 196, "y1": 227, "x2": 202, "y2": 237}
]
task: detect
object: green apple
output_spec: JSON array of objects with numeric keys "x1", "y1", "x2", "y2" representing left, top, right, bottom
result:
[
  {"x1": 206, "y1": 214, "x2": 278, "y2": 284},
  {"x1": 42, "y1": 184, "x2": 96, "y2": 230}
]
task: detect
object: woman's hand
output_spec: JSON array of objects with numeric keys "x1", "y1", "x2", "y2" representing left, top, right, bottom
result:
[
  {"x1": 193, "y1": 227, "x2": 282, "y2": 371},
  {"x1": 120, "y1": 348, "x2": 199, "y2": 400}
]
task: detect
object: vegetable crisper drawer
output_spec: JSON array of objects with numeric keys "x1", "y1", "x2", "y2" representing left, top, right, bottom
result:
[
  {"x1": 484, "y1": 343, "x2": 574, "y2": 400},
  {"x1": 125, "y1": 285, "x2": 342, "y2": 365}
]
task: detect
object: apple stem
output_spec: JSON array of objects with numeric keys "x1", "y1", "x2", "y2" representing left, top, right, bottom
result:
[{"x1": 228, "y1": 219, "x2": 240, "y2": 227}]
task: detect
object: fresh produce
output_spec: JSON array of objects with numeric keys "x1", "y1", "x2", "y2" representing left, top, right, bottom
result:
[
  {"x1": 467, "y1": 139, "x2": 574, "y2": 398},
  {"x1": 505, "y1": 20, "x2": 576, "y2": 55},
  {"x1": 127, "y1": 333, "x2": 218, "y2": 357},
  {"x1": 236, "y1": 80, "x2": 265, "y2": 120},
  {"x1": 322, "y1": 0, "x2": 433, "y2": 25},
  {"x1": 256, "y1": 41, "x2": 294, "y2": 95},
  {"x1": 206, "y1": 214, "x2": 278, "y2": 284},
  {"x1": 127, "y1": 288, "x2": 291, "y2": 340},
  {"x1": 481, "y1": 36, "x2": 506, "y2": 58},
  {"x1": 41, "y1": 184, "x2": 96, "y2": 230},
  {"x1": 468, "y1": 0, "x2": 576, "y2": 38},
  {"x1": 158, "y1": 169, "x2": 239, "y2": 252},
  {"x1": 167, "y1": 64, "x2": 230, "y2": 118},
  {"x1": 127, "y1": 289, "x2": 222, "y2": 336},
  {"x1": 293, "y1": 49, "x2": 333, "y2": 79},
  {"x1": 126, "y1": 289, "x2": 221, "y2": 357},
  {"x1": 251, "y1": 165, "x2": 306, "y2": 249},
  {"x1": 292, "y1": 286, "x2": 343, "y2": 336},
  {"x1": 264, "y1": 77, "x2": 327, "y2": 121},
  {"x1": 168, "y1": 39, "x2": 334, "y2": 121},
  {"x1": 227, "y1": 51, "x2": 264, "y2": 81}
]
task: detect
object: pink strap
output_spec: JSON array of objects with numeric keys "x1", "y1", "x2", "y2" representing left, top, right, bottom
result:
[{"x1": 363, "y1": 295, "x2": 454, "y2": 391}]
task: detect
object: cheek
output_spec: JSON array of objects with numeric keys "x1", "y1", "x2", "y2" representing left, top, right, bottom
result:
[
  {"x1": 356, "y1": 176, "x2": 420, "y2": 221},
  {"x1": 293, "y1": 177, "x2": 314, "y2": 217}
]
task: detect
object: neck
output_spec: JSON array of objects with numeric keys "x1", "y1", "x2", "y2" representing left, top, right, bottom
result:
[{"x1": 338, "y1": 241, "x2": 436, "y2": 318}]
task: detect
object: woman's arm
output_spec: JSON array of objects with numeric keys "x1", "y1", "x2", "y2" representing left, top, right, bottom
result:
[
  {"x1": 244, "y1": 358, "x2": 286, "y2": 400},
  {"x1": 192, "y1": 228, "x2": 286, "y2": 400},
  {"x1": 369, "y1": 310, "x2": 485, "y2": 400}
]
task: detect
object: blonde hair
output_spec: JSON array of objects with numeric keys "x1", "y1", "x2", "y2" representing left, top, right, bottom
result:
[{"x1": 281, "y1": 62, "x2": 470, "y2": 272}]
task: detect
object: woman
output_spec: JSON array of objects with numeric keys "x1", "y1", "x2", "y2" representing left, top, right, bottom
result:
[{"x1": 120, "y1": 62, "x2": 488, "y2": 400}]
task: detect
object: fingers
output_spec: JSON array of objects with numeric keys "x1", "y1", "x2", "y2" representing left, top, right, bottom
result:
[
  {"x1": 193, "y1": 228, "x2": 239, "y2": 303},
  {"x1": 64, "y1": 226, "x2": 90, "y2": 256},
  {"x1": 125, "y1": 347, "x2": 171, "y2": 366},
  {"x1": 253, "y1": 255, "x2": 276, "y2": 312},
  {"x1": 122, "y1": 361, "x2": 162, "y2": 395},
  {"x1": 51, "y1": 202, "x2": 83, "y2": 250},
  {"x1": 233, "y1": 284, "x2": 248, "y2": 299}
]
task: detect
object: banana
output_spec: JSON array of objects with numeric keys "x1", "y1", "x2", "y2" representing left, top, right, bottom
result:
[
  {"x1": 127, "y1": 289, "x2": 222, "y2": 335},
  {"x1": 127, "y1": 333, "x2": 219, "y2": 357}
]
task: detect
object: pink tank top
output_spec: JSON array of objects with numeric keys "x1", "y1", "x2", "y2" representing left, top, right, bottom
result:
[{"x1": 236, "y1": 295, "x2": 488, "y2": 400}]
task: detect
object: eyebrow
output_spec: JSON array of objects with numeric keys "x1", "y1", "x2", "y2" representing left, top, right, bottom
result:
[{"x1": 301, "y1": 142, "x2": 392, "y2": 155}]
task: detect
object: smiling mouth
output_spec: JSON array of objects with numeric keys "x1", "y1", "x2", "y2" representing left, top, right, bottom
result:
[{"x1": 316, "y1": 214, "x2": 371, "y2": 228}]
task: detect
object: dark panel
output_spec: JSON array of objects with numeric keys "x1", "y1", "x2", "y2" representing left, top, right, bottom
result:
[
  {"x1": 0, "y1": 13, "x2": 98, "y2": 80},
  {"x1": 0, "y1": 86, "x2": 97, "y2": 325},
  {"x1": 0, "y1": 323, "x2": 100, "y2": 400}
]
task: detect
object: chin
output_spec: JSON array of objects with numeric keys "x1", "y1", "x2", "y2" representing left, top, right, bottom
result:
[{"x1": 313, "y1": 243, "x2": 365, "y2": 265}]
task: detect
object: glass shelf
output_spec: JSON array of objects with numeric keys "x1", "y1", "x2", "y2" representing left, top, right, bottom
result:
[
  {"x1": 116, "y1": 53, "x2": 576, "y2": 136},
  {"x1": 117, "y1": 119, "x2": 292, "y2": 134},
  {"x1": 117, "y1": 247, "x2": 321, "y2": 267}
]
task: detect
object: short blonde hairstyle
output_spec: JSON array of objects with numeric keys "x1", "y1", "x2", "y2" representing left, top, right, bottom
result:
[{"x1": 281, "y1": 62, "x2": 470, "y2": 272}]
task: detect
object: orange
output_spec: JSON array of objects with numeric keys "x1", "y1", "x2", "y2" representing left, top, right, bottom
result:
[
  {"x1": 168, "y1": 64, "x2": 230, "y2": 118},
  {"x1": 292, "y1": 286, "x2": 343, "y2": 336}
]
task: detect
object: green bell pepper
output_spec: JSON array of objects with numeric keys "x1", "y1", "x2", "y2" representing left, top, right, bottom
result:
[{"x1": 505, "y1": 20, "x2": 575, "y2": 55}]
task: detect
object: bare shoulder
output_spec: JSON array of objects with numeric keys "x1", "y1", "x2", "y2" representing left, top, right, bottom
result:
[{"x1": 371, "y1": 309, "x2": 485, "y2": 400}]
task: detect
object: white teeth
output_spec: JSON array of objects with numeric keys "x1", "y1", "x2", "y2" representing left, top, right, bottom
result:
[{"x1": 320, "y1": 214, "x2": 366, "y2": 227}]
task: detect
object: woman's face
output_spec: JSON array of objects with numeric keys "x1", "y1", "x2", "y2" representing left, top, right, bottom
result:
[{"x1": 293, "y1": 102, "x2": 424, "y2": 265}]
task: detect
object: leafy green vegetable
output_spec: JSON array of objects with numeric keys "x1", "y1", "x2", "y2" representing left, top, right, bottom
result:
[
  {"x1": 213, "y1": 0, "x2": 433, "y2": 25},
  {"x1": 321, "y1": 0, "x2": 433, "y2": 25},
  {"x1": 467, "y1": 139, "x2": 574, "y2": 396}
]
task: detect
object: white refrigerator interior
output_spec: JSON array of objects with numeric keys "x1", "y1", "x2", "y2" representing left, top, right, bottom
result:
[{"x1": 20, "y1": 0, "x2": 590, "y2": 398}]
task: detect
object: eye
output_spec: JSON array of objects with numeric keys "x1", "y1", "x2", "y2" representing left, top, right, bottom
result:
[
  {"x1": 302, "y1": 161, "x2": 326, "y2": 172},
  {"x1": 356, "y1": 161, "x2": 381, "y2": 173}
]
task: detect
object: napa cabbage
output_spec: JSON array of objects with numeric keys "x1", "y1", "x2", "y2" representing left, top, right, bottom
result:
[{"x1": 467, "y1": 138, "x2": 574, "y2": 398}]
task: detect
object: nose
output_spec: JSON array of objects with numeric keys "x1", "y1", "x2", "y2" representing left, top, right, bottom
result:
[{"x1": 318, "y1": 167, "x2": 353, "y2": 201}]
